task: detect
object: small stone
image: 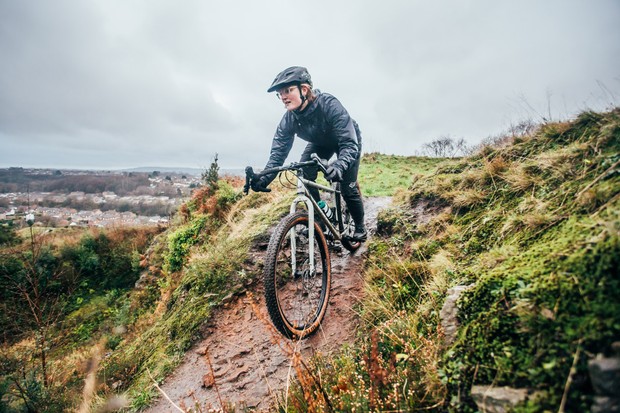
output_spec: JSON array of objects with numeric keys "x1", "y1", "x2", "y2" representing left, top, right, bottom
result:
[
  {"x1": 221, "y1": 293, "x2": 234, "y2": 304},
  {"x1": 589, "y1": 357, "x2": 620, "y2": 397},
  {"x1": 471, "y1": 385, "x2": 530, "y2": 413},
  {"x1": 100, "y1": 396, "x2": 130, "y2": 411},
  {"x1": 202, "y1": 373, "x2": 215, "y2": 388},
  {"x1": 440, "y1": 285, "x2": 471, "y2": 346},
  {"x1": 591, "y1": 396, "x2": 620, "y2": 413}
]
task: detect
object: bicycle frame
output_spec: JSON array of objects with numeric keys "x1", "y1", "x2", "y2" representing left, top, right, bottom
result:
[
  {"x1": 289, "y1": 169, "x2": 343, "y2": 277},
  {"x1": 243, "y1": 156, "x2": 346, "y2": 278}
]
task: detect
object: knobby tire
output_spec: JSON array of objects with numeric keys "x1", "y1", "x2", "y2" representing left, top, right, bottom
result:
[{"x1": 264, "y1": 212, "x2": 331, "y2": 339}]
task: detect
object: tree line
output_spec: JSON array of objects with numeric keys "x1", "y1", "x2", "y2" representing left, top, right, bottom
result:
[{"x1": 0, "y1": 170, "x2": 184, "y2": 197}]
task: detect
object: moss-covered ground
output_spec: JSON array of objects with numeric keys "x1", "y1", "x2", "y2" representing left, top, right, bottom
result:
[{"x1": 291, "y1": 108, "x2": 619, "y2": 412}]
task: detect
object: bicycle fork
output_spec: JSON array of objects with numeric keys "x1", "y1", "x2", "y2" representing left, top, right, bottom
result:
[{"x1": 290, "y1": 178, "x2": 316, "y2": 278}]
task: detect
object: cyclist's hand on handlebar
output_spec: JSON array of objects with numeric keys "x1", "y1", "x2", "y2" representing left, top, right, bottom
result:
[
  {"x1": 310, "y1": 153, "x2": 329, "y2": 171},
  {"x1": 325, "y1": 165, "x2": 343, "y2": 182},
  {"x1": 251, "y1": 176, "x2": 272, "y2": 193}
]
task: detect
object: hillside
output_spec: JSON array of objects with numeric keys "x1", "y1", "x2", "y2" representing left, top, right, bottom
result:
[
  {"x1": 303, "y1": 108, "x2": 619, "y2": 412},
  {"x1": 0, "y1": 108, "x2": 617, "y2": 412},
  {"x1": 143, "y1": 196, "x2": 392, "y2": 412}
]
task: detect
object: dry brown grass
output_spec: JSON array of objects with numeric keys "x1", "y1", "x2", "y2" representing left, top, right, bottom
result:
[
  {"x1": 500, "y1": 215, "x2": 524, "y2": 238},
  {"x1": 434, "y1": 175, "x2": 461, "y2": 193},
  {"x1": 576, "y1": 189, "x2": 599, "y2": 209},
  {"x1": 448, "y1": 189, "x2": 488, "y2": 208},
  {"x1": 418, "y1": 208, "x2": 455, "y2": 239},
  {"x1": 514, "y1": 197, "x2": 559, "y2": 230},
  {"x1": 504, "y1": 163, "x2": 542, "y2": 193},
  {"x1": 521, "y1": 211, "x2": 558, "y2": 230},
  {"x1": 485, "y1": 155, "x2": 510, "y2": 177},
  {"x1": 428, "y1": 249, "x2": 455, "y2": 279},
  {"x1": 500, "y1": 210, "x2": 558, "y2": 237},
  {"x1": 362, "y1": 288, "x2": 447, "y2": 409},
  {"x1": 536, "y1": 150, "x2": 572, "y2": 174},
  {"x1": 459, "y1": 169, "x2": 484, "y2": 188},
  {"x1": 77, "y1": 342, "x2": 103, "y2": 413}
]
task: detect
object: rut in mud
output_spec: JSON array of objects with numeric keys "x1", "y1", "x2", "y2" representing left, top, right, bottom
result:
[{"x1": 146, "y1": 196, "x2": 392, "y2": 412}]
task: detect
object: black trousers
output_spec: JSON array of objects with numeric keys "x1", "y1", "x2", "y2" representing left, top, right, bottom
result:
[{"x1": 299, "y1": 143, "x2": 365, "y2": 229}]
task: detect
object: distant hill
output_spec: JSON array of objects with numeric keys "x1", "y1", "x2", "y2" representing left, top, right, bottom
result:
[{"x1": 123, "y1": 166, "x2": 244, "y2": 176}]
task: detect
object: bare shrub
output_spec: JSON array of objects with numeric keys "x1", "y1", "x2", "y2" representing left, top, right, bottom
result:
[
  {"x1": 421, "y1": 136, "x2": 471, "y2": 158},
  {"x1": 471, "y1": 119, "x2": 540, "y2": 154}
]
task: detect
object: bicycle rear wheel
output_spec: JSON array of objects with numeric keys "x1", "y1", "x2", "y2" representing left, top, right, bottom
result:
[{"x1": 264, "y1": 211, "x2": 331, "y2": 339}]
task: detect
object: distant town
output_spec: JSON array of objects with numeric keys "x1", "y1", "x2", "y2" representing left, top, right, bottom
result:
[{"x1": 0, "y1": 167, "x2": 209, "y2": 229}]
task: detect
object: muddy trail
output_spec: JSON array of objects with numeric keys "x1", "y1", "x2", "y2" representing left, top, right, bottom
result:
[{"x1": 146, "y1": 197, "x2": 392, "y2": 412}]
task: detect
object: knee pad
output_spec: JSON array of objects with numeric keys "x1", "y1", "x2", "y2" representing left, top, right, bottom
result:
[{"x1": 341, "y1": 181, "x2": 361, "y2": 201}]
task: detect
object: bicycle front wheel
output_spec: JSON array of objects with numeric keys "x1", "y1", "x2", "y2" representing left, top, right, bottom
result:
[{"x1": 264, "y1": 212, "x2": 331, "y2": 339}]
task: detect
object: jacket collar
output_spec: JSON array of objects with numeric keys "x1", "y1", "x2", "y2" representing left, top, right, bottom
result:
[{"x1": 291, "y1": 90, "x2": 321, "y2": 119}]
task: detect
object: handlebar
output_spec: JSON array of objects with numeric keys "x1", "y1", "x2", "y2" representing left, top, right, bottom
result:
[{"x1": 243, "y1": 153, "x2": 330, "y2": 194}]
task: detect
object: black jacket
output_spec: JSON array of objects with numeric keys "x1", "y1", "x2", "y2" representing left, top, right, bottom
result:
[{"x1": 264, "y1": 91, "x2": 362, "y2": 174}]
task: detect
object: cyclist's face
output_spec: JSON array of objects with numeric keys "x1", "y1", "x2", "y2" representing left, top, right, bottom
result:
[{"x1": 277, "y1": 85, "x2": 306, "y2": 111}]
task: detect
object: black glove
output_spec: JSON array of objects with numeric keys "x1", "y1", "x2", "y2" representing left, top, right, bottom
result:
[
  {"x1": 325, "y1": 165, "x2": 343, "y2": 182},
  {"x1": 251, "y1": 176, "x2": 272, "y2": 193}
]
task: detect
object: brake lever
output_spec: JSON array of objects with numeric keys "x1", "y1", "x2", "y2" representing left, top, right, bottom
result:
[
  {"x1": 243, "y1": 166, "x2": 255, "y2": 195},
  {"x1": 310, "y1": 153, "x2": 329, "y2": 173}
]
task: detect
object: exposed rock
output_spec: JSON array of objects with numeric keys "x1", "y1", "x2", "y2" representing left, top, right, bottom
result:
[
  {"x1": 591, "y1": 396, "x2": 620, "y2": 413},
  {"x1": 589, "y1": 357, "x2": 620, "y2": 396},
  {"x1": 589, "y1": 343, "x2": 620, "y2": 412},
  {"x1": 134, "y1": 271, "x2": 155, "y2": 289},
  {"x1": 470, "y1": 385, "x2": 530, "y2": 413},
  {"x1": 440, "y1": 285, "x2": 471, "y2": 345}
]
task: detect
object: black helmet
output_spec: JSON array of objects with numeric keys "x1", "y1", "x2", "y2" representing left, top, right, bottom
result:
[{"x1": 267, "y1": 66, "x2": 312, "y2": 92}]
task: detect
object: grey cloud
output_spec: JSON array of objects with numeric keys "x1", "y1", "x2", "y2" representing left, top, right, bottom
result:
[{"x1": 1, "y1": 0, "x2": 619, "y2": 169}]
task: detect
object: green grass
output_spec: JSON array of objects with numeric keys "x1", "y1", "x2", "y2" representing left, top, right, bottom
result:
[{"x1": 358, "y1": 153, "x2": 445, "y2": 196}]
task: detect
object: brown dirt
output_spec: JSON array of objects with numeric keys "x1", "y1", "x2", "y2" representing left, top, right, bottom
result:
[{"x1": 145, "y1": 197, "x2": 392, "y2": 412}]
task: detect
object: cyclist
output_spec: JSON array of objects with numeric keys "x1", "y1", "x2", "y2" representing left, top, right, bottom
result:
[{"x1": 251, "y1": 66, "x2": 367, "y2": 242}]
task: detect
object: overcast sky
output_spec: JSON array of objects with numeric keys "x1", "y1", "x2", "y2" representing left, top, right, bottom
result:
[{"x1": 1, "y1": 0, "x2": 619, "y2": 171}]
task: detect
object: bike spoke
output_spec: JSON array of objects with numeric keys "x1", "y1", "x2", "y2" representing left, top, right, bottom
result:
[{"x1": 275, "y1": 224, "x2": 325, "y2": 331}]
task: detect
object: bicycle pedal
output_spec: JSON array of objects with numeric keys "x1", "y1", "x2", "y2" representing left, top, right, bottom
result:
[{"x1": 343, "y1": 233, "x2": 367, "y2": 243}]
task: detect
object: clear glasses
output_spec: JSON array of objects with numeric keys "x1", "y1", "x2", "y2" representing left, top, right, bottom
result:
[{"x1": 276, "y1": 86, "x2": 298, "y2": 100}]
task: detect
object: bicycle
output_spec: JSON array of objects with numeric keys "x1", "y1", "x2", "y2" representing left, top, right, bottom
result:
[{"x1": 243, "y1": 153, "x2": 362, "y2": 339}]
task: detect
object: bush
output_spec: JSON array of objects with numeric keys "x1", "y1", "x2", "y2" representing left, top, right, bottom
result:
[
  {"x1": 164, "y1": 217, "x2": 207, "y2": 273},
  {"x1": 0, "y1": 223, "x2": 18, "y2": 247}
]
